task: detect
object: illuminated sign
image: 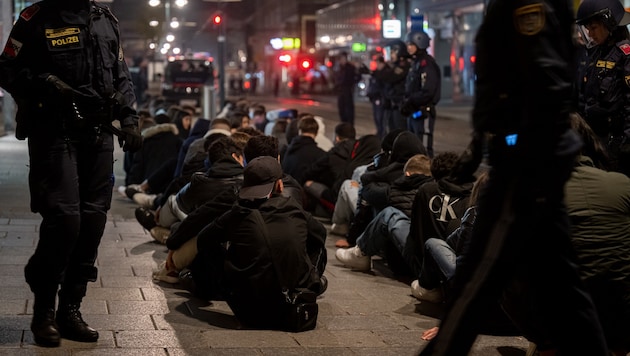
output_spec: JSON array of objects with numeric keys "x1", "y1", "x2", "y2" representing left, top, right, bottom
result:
[
  {"x1": 352, "y1": 42, "x2": 367, "y2": 52},
  {"x1": 282, "y1": 37, "x2": 301, "y2": 50},
  {"x1": 383, "y1": 19, "x2": 401, "y2": 39},
  {"x1": 270, "y1": 38, "x2": 283, "y2": 50}
]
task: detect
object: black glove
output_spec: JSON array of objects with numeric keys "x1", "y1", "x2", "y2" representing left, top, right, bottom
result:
[
  {"x1": 450, "y1": 132, "x2": 484, "y2": 184},
  {"x1": 46, "y1": 74, "x2": 74, "y2": 98},
  {"x1": 400, "y1": 99, "x2": 414, "y2": 116},
  {"x1": 119, "y1": 126, "x2": 142, "y2": 152}
]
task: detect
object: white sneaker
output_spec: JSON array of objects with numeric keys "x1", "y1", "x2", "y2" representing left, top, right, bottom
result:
[
  {"x1": 117, "y1": 185, "x2": 128, "y2": 198},
  {"x1": 150, "y1": 226, "x2": 170, "y2": 244},
  {"x1": 133, "y1": 192, "x2": 157, "y2": 209},
  {"x1": 335, "y1": 246, "x2": 371, "y2": 271},
  {"x1": 152, "y1": 261, "x2": 179, "y2": 284},
  {"x1": 410, "y1": 280, "x2": 443, "y2": 303},
  {"x1": 330, "y1": 223, "x2": 349, "y2": 236}
]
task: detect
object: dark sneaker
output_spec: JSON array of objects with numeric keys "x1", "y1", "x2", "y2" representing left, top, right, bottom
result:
[{"x1": 135, "y1": 207, "x2": 157, "y2": 231}]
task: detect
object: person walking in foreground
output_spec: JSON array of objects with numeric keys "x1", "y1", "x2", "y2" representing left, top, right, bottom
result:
[
  {"x1": 418, "y1": 0, "x2": 609, "y2": 354},
  {"x1": 0, "y1": 0, "x2": 142, "y2": 347}
]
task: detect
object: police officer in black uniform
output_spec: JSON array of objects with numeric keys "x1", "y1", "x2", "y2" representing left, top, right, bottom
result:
[
  {"x1": 418, "y1": 0, "x2": 609, "y2": 355},
  {"x1": 576, "y1": 0, "x2": 630, "y2": 177},
  {"x1": 0, "y1": 0, "x2": 142, "y2": 347},
  {"x1": 374, "y1": 40, "x2": 410, "y2": 132},
  {"x1": 401, "y1": 30, "x2": 441, "y2": 157}
]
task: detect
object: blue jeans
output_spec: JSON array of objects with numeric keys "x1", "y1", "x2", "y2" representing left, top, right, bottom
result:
[
  {"x1": 420, "y1": 238, "x2": 457, "y2": 288},
  {"x1": 356, "y1": 206, "x2": 409, "y2": 258}
]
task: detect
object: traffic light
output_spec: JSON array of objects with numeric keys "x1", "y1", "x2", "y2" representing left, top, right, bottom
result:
[
  {"x1": 211, "y1": 12, "x2": 223, "y2": 28},
  {"x1": 299, "y1": 57, "x2": 313, "y2": 71},
  {"x1": 297, "y1": 55, "x2": 313, "y2": 71}
]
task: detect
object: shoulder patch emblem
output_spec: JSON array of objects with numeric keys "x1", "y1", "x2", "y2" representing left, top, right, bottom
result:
[
  {"x1": 625, "y1": 75, "x2": 630, "y2": 87},
  {"x1": 20, "y1": 4, "x2": 40, "y2": 21},
  {"x1": 514, "y1": 3, "x2": 545, "y2": 36},
  {"x1": 619, "y1": 43, "x2": 630, "y2": 55},
  {"x1": 2, "y1": 37, "x2": 23, "y2": 58}
]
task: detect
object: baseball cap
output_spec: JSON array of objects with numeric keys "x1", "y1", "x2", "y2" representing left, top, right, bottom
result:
[{"x1": 239, "y1": 156, "x2": 283, "y2": 200}]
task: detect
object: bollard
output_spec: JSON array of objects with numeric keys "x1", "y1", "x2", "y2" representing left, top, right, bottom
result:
[{"x1": 202, "y1": 85, "x2": 216, "y2": 119}]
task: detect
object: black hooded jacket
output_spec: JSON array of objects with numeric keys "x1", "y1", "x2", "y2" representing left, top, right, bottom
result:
[
  {"x1": 282, "y1": 135, "x2": 326, "y2": 185},
  {"x1": 360, "y1": 131, "x2": 427, "y2": 210}
]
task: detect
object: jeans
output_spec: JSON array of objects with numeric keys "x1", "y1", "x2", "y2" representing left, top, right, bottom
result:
[
  {"x1": 356, "y1": 206, "x2": 410, "y2": 259},
  {"x1": 419, "y1": 238, "x2": 457, "y2": 289},
  {"x1": 332, "y1": 179, "x2": 360, "y2": 226},
  {"x1": 372, "y1": 100, "x2": 386, "y2": 139}
]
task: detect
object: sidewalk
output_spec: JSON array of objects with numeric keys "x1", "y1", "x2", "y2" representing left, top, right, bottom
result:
[{"x1": 0, "y1": 110, "x2": 530, "y2": 355}]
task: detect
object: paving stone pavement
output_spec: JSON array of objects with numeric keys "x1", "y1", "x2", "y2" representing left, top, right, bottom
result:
[{"x1": 0, "y1": 109, "x2": 531, "y2": 355}]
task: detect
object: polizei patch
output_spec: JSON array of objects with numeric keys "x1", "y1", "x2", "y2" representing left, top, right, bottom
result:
[
  {"x1": 514, "y1": 3, "x2": 545, "y2": 36},
  {"x1": 45, "y1": 27, "x2": 83, "y2": 51}
]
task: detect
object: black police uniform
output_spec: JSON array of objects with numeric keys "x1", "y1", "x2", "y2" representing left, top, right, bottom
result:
[
  {"x1": 374, "y1": 55, "x2": 410, "y2": 132},
  {"x1": 0, "y1": 0, "x2": 139, "y2": 346},
  {"x1": 419, "y1": 0, "x2": 609, "y2": 355},
  {"x1": 578, "y1": 38, "x2": 630, "y2": 177},
  {"x1": 402, "y1": 48, "x2": 440, "y2": 157}
]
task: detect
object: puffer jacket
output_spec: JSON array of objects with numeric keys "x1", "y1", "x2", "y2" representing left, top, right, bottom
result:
[
  {"x1": 175, "y1": 156, "x2": 243, "y2": 215},
  {"x1": 388, "y1": 173, "x2": 434, "y2": 218},
  {"x1": 127, "y1": 123, "x2": 182, "y2": 186}
]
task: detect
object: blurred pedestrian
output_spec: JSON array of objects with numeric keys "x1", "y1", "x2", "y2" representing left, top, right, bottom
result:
[
  {"x1": 0, "y1": 0, "x2": 142, "y2": 347},
  {"x1": 366, "y1": 55, "x2": 388, "y2": 139},
  {"x1": 333, "y1": 51, "x2": 360, "y2": 125}
]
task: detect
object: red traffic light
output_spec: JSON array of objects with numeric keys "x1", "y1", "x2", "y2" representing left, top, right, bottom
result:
[
  {"x1": 300, "y1": 58, "x2": 312, "y2": 70},
  {"x1": 212, "y1": 14, "x2": 222, "y2": 25}
]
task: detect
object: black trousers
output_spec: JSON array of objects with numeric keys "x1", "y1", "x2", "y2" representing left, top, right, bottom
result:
[{"x1": 25, "y1": 127, "x2": 113, "y2": 303}]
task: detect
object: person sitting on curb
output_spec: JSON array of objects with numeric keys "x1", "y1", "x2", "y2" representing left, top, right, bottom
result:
[
  {"x1": 335, "y1": 151, "x2": 471, "y2": 292},
  {"x1": 193, "y1": 156, "x2": 327, "y2": 329},
  {"x1": 334, "y1": 153, "x2": 435, "y2": 276},
  {"x1": 138, "y1": 136, "x2": 244, "y2": 245}
]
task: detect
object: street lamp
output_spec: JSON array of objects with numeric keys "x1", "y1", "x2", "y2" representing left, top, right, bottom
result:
[{"x1": 147, "y1": 0, "x2": 188, "y2": 56}]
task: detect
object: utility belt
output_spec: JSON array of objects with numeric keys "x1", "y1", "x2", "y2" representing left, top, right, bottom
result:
[{"x1": 410, "y1": 105, "x2": 436, "y2": 120}]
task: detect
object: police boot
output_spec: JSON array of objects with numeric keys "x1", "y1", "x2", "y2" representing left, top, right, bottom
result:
[
  {"x1": 55, "y1": 303, "x2": 99, "y2": 342},
  {"x1": 30, "y1": 292, "x2": 60, "y2": 347}
]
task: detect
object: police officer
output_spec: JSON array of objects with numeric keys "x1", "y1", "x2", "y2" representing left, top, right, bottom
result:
[
  {"x1": 366, "y1": 55, "x2": 387, "y2": 139},
  {"x1": 401, "y1": 31, "x2": 441, "y2": 157},
  {"x1": 419, "y1": 0, "x2": 609, "y2": 355},
  {"x1": 576, "y1": 0, "x2": 630, "y2": 177},
  {"x1": 373, "y1": 40, "x2": 410, "y2": 132},
  {"x1": 0, "y1": 0, "x2": 142, "y2": 347}
]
